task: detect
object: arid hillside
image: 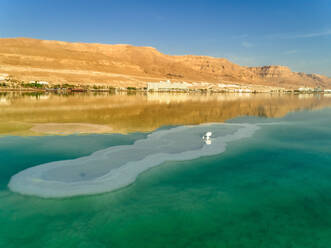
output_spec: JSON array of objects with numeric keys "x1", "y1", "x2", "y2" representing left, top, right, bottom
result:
[{"x1": 0, "y1": 38, "x2": 330, "y2": 88}]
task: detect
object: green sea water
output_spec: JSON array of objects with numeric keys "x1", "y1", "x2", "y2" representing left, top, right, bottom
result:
[{"x1": 1, "y1": 108, "x2": 331, "y2": 248}]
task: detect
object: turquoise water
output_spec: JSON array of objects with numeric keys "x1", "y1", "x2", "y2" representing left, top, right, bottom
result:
[{"x1": 1, "y1": 109, "x2": 331, "y2": 247}]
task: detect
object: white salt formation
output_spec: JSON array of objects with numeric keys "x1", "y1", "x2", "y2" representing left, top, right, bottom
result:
[{"x1": 8, "y1": 123, "x2": 259, "y2": 198}]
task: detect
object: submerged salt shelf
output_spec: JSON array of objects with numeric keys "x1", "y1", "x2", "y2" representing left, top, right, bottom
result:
[{"x1": 9, "y1": 123, "x2": 260, "y2": 198}]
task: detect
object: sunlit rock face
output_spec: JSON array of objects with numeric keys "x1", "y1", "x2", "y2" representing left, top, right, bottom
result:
[
  {"x1": 248, "y1": 66, "x2": 331, "y2": 88},
  {"x1": 8, "y1": 123, "x2": 259, "y2": 198},
  {"x1": 1, "y1": 38, "x2": 330, "y2": 88}
]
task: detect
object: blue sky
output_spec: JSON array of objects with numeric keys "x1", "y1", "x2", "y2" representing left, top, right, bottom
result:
[{"x1": 1, "y1": 0, "x2": 330, "y2": 76}]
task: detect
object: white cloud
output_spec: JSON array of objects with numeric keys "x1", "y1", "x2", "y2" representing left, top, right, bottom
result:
[
  {"x1": 233, "y1": 34, "x2": 249, "y2": 39},
  {"x1": 292, "y1": 30, "x2": 331, "y2": 38},
  {"x1": 267, "y1": 29, "x2": 331, "y2": 39},
  {"x1": 241, "y1": 41, "x2": 253, "y2": 48},
  {"x1": 283, "y1": 50, "x2": 298, "y2": 55}
]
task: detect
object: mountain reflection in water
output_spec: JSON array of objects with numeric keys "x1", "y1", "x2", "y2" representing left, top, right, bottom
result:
[{"x1": 0, "y1": 92, "x2": 331, "y2": 136}]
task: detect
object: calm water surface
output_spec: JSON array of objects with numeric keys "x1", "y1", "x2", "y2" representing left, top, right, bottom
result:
[{"x1": 1, "y1": 92, "x2": 331, "y2": 247}]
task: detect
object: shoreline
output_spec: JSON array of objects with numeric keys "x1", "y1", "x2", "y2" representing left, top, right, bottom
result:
[{"x1": 0, "y1": 87, "x2": 328, "y2": 94}]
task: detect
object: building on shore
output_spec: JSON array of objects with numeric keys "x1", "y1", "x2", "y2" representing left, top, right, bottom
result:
[
  {"x1": 297, "y1": 87, "x2": 313, "y2": 92},
  {"x1": 0, "y1": 73, "x2": 9, "y2": 81},
  {"x1": 218, "y1": 83, "x2": 239, "y2": 88},
  {"x1": 29, "y1": 81, "x2": 49, "y2": 85},
  {"x1": 216, "y1": 83, "x2": 253, "y2": 93},
  {"x1": 234, "y1": 88, "x2": 252, "y2": 93},
  {"x1": 147, "y1": 80, "x2": 192, "y2": 91}
]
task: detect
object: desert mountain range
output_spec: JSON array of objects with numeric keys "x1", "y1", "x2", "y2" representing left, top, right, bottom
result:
[{"x1": 0, "y1": 38, "x2": 330, "y2": 89}]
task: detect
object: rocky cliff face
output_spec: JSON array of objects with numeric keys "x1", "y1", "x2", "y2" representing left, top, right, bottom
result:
[
  {"x1": 248, "y1": 66, "x2": 331, "y2": 88},
  {"x1": 0, "y1": 38, "x2": 330, "y2": 88},
  {"x1": 249, "y1": 66, "x2": 293, "y2": 78}
]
